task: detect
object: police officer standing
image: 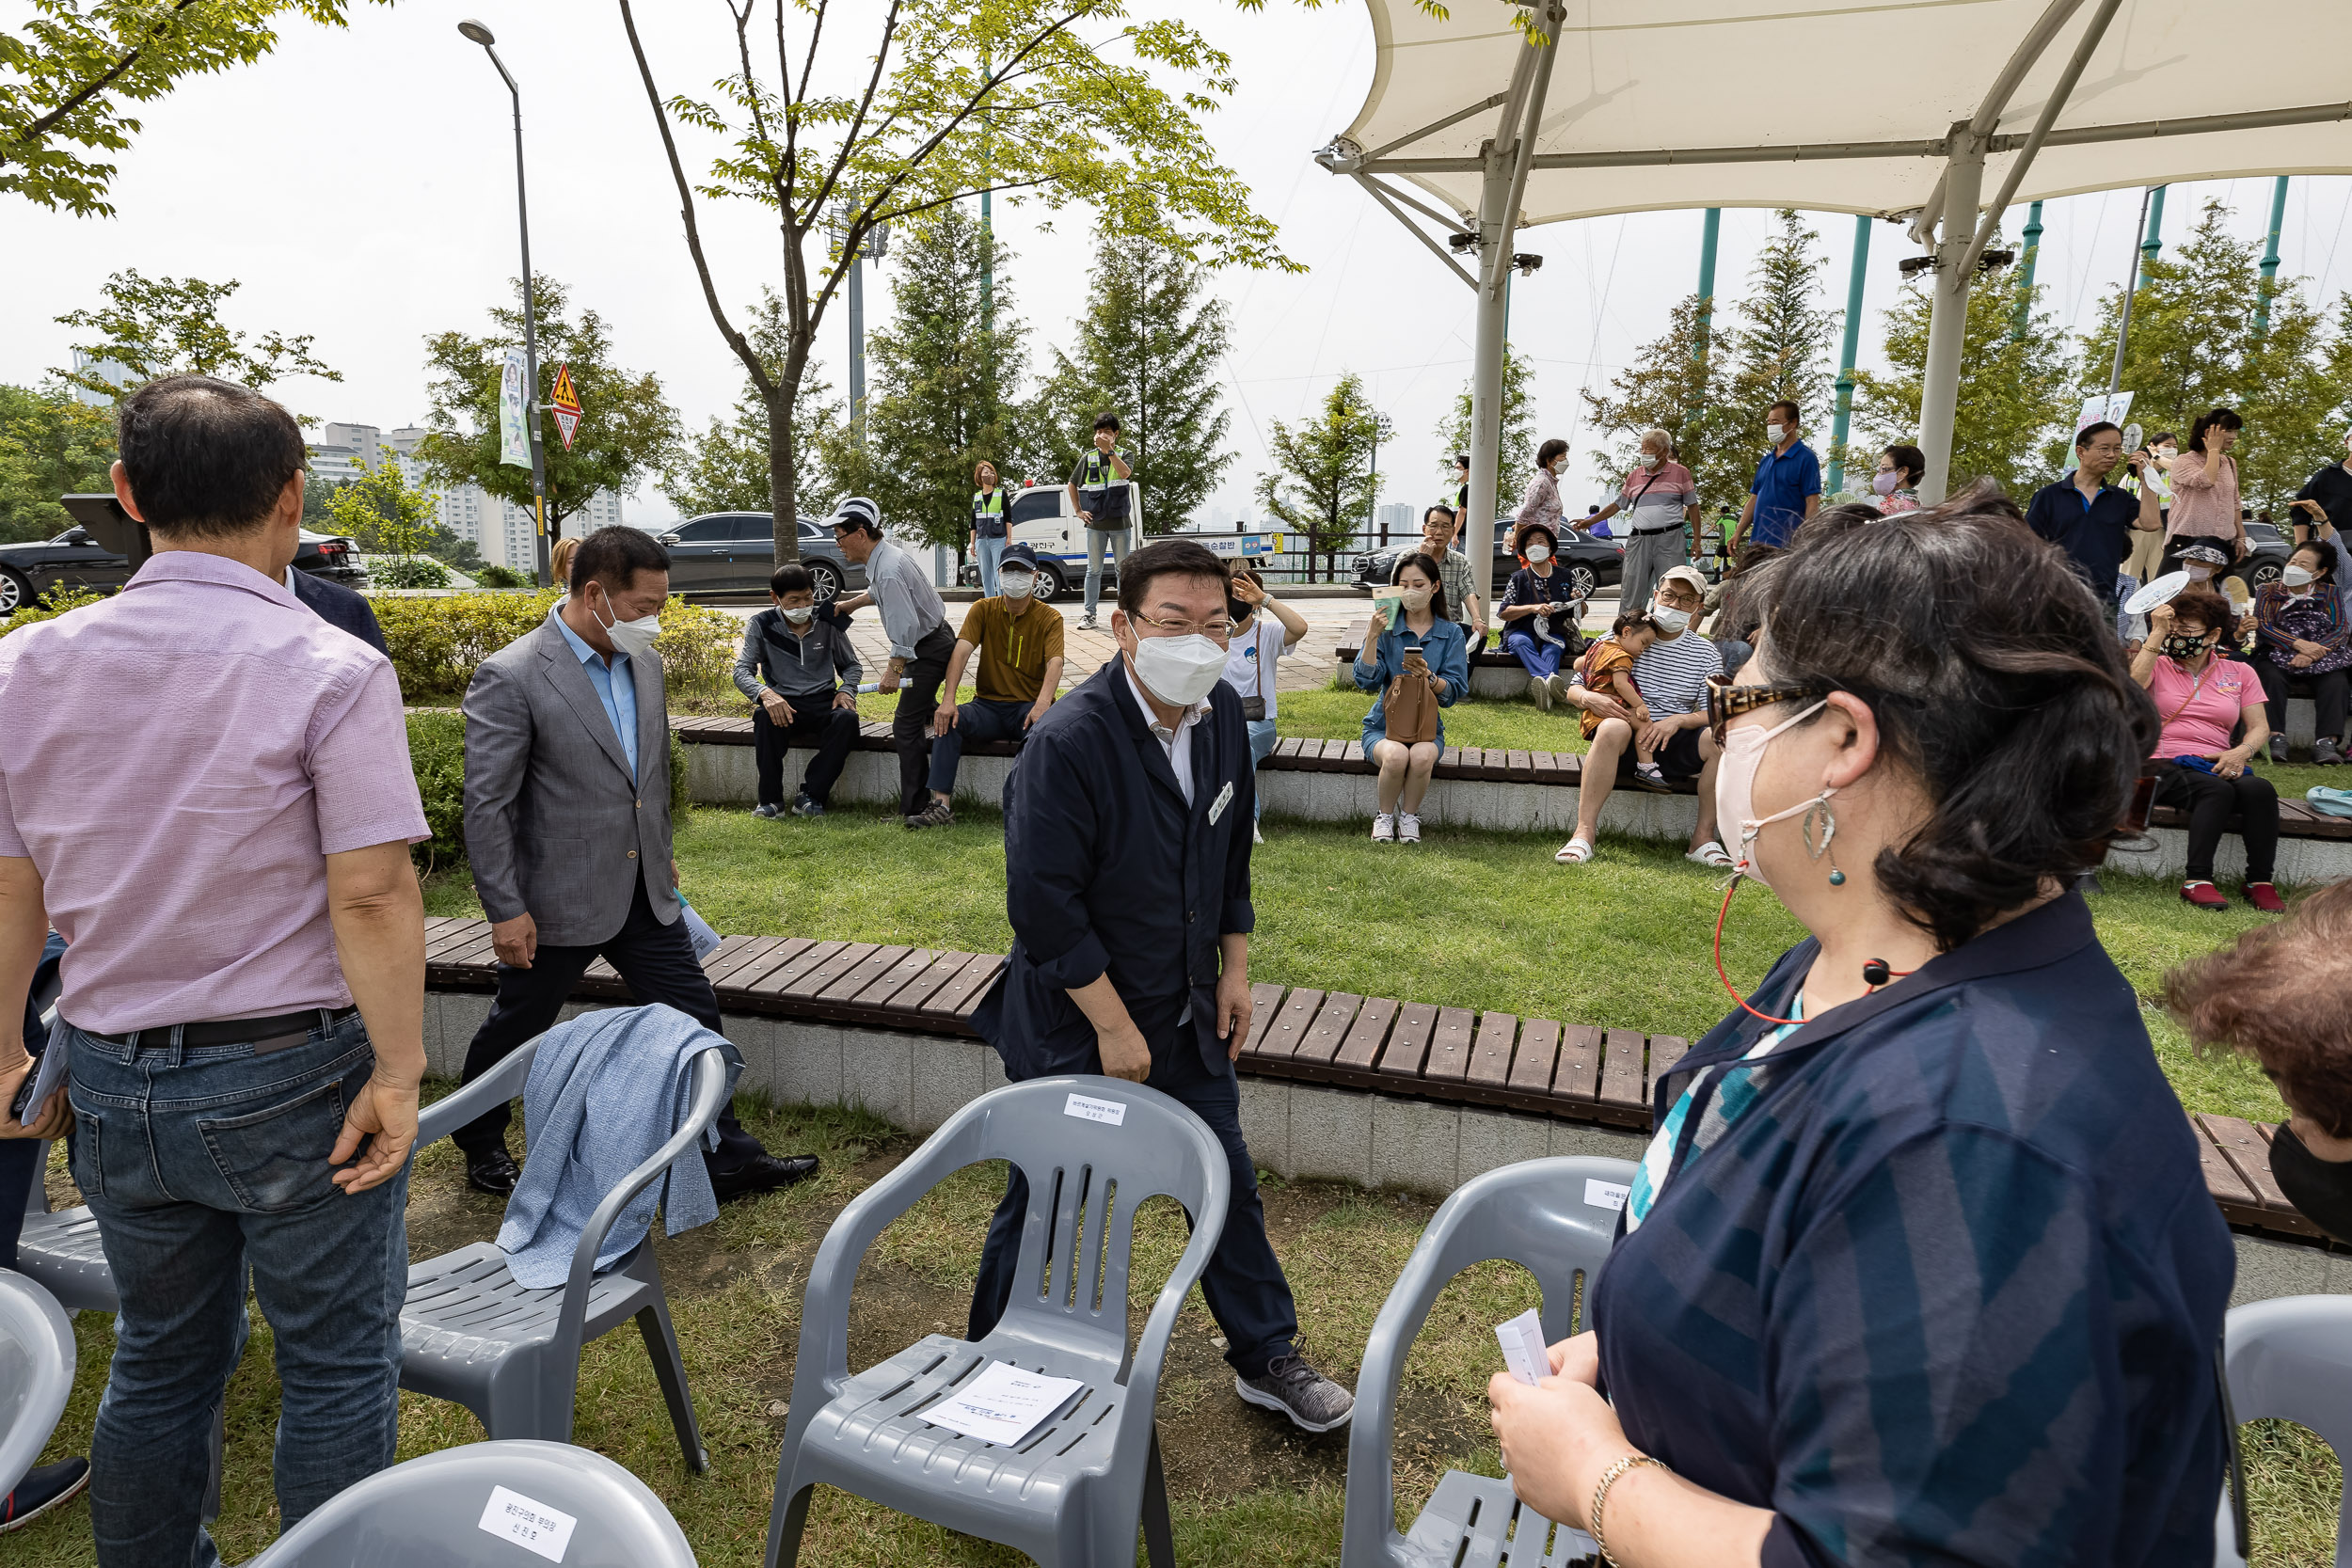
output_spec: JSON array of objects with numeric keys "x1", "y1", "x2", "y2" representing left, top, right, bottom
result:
[
  {"x1": 970, "y1": 459, "x2": 1011, "y2": 597},
  {"x1": 968, "y1": 537, "x2": 1356, "y2": 1433},
  {"x1": 1069, "y1": 413, "x2": 1134, "y2": 630}
]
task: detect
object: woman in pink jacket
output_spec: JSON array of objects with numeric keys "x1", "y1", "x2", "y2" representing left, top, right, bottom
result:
[{"x1": 2163, "y1": 407, "x2": 2248, "y2": 575}]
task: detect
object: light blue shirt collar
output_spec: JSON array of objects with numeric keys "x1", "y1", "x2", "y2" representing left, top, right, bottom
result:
[{"x1": 550, "y1": 606, "x2": 638, "y2": 780}]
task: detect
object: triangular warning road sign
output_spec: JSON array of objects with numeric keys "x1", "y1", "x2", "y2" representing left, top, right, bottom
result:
[
  {"x1": 553, "y1": 407, "x2": 580, "y2": 451},
  {"x1": 549, "y1": 362, "x2": 580, "y2": 415}
]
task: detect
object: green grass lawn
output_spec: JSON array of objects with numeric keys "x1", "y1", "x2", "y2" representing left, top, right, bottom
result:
[{"x1": 421, "y1": 805, "x2": 2290, "y2": 1124}]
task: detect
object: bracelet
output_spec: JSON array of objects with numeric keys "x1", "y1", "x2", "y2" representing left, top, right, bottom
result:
[{"x1": 1588, "y1": 1451, "x2": 1671, "y2": 1566}]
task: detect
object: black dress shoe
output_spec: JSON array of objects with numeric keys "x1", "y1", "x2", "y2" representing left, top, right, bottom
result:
[
  {"x1": 466, "y1": 1148, "x2": 520, "y2": 1196},
  {"x1": 708, "y1": 1152, "x2": 820, "y2": 1202}
]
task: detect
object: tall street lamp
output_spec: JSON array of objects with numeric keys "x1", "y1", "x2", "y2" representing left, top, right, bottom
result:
[{"x1": 459, "y1": 19, "x2": 551, "y2": 588}]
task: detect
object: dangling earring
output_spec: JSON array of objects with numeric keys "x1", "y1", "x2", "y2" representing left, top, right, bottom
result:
[{"x1": 1803, "y1": 796, "x2": 1848, "y2": 885}]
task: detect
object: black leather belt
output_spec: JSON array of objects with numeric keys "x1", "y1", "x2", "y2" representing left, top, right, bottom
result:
[
  {"x1": 1630, "y1": 524, "x2": 1685, "y2": 535},
  {"x1": 81, "y1": 1006, "x2": 358, "y2": 1052}
]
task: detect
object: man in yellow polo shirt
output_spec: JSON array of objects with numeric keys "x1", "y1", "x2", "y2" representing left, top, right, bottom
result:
[{"x1": 910, "y1": 542, "x2": 1067, "y2": 829}]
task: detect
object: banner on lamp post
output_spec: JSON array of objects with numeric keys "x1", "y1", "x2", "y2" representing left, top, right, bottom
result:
[{"x1": 499, "y1": 349, "x2": 531, "y2": 469}]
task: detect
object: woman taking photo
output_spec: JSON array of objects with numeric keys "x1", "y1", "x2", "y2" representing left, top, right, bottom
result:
[
  {"x1": 2135, "y1": 585, "x2": 2283, "y2": 911},
  {"x1": 2252, "y1": 536, "x2": 2352, "y2": 765},
  {"x1": 1352, "y1": 552, "x2": 1467, "y2": 844},
  {"x1": 2164, "y1": 407, "x2": 2248, "y2": 573},
  {"x1": 1485, "y1": 498, "x2": 2234, "y2": 1566},
  {"x1": 1498, "y1": 520, "x2": 1581, "y2": 708}
]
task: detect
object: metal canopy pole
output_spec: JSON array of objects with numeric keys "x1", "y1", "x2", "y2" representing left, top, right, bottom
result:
[
  {"x1": 2255, "y1": 175, "x2": 2290, "y2": 340},
  {"x1": 1827, "y1": 214, "x2": 1872, "y2": 493},
  {"x1": 2108, "y1": 185, "x2": 2154, "y2": 394},
  {"x1": 1465, "y1": 4, "x2": 1562, "y2": 612},
  {"x1": 1917, "y1": 125, "x2": 1986, "y2": 504},
  {"x1": 2013, "y1": 199, "x2": 2044, "y2": 341}
]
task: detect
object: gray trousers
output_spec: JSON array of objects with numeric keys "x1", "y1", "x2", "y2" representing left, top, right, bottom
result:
[{"x1": 1619, "y1": 526, "x2": 1687, "y2": 617}]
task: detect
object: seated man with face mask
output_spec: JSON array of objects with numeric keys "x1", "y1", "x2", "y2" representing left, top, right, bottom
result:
[
  {"x1": 914, "y1": 541, "x2": 1067, "y2": 826},
  {"x1": 735, "y1": 562, "x2": 864, "y2": 818}
]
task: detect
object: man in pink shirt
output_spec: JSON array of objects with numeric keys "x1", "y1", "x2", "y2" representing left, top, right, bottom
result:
[{"x1": 0, "y1": 375, "x2": 430, "y2": 1567}]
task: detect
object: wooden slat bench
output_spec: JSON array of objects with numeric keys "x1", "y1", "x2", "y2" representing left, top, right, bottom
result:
[{"x1": 422, "y1": 915, "x2": 2327, "y2": 1247}]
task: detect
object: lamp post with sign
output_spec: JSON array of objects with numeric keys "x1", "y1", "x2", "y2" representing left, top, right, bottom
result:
[{"x1": 458, "y1": 18, "x2": 552, "y2": 587}]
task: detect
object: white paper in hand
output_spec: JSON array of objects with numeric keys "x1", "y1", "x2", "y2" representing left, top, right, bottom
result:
[
  {"x1": 923, "y1": 1360, "x2": 1086, "y2": 1447},
  {"x1": 679, "y1": 899, "x2": 723, "y2": 962},
  {"x1": 1495, "y1": 1307, "x2": 1549, "y2": 1387}
]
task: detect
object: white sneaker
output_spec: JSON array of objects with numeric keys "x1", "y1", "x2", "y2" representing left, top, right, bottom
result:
[
  {"x1": 1372, "y1": 813, "x2": 1396, "y2": 843},
  {"x1": 1397, "y1": 812, "x2": 1422, "y2": 843},
  {"x1": 1546, "y1": 672, "x2": 1571, "y2": 704},
  {"x1": 1527, "y1": 675, "x2": 1553, "y2": 712},
  {"x1": 1252, "y1": 822, "x2": 1265, "y2": 844}
]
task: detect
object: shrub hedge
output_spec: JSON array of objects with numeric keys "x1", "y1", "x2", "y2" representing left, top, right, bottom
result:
[{"x1": 375, "y1": 590, "x2": 744, "y2": 711}]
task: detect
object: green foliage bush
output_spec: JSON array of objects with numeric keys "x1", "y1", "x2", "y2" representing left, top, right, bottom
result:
[
  {"x1": 0, "y1": 586, "x2": 105, "y2": 638},
  {"x1": 375, "y1": 589, "x2": 742, "y2": 710},
  {"x1": 374, "y1": 555, "x2": 451, "y2": 590},
  {"x1": 473, "y1": 564, "x2": 528, "y2": 589}
]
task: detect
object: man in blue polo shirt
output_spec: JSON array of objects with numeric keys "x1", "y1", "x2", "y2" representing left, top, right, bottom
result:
[
  {"x1": 2023, "y1": 421, "x2": 2162, "y2": 613},
  {"x1": 1733, "y1": 400, "x2": 1820, "y2": 551}
]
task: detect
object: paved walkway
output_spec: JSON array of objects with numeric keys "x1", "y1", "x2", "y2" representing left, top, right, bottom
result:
[{"x1": 715, "y1": 591, "x2": 1619, "y2": 693}]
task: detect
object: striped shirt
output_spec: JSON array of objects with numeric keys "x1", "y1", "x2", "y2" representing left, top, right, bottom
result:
[
  {"x1": 1620, "y1": 460, "x2": 1697, "y2": 533},
  {"x1": 865, "y1": 537, "x2": 948, "y2": 659},
  {"x1": 1630, "y1": 629, "x2": 1722, "y2": 717}
]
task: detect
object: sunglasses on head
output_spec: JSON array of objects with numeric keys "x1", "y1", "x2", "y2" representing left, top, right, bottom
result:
[{"x1": 1704, "y1": 674, "x2": 1837, "y2": 744}]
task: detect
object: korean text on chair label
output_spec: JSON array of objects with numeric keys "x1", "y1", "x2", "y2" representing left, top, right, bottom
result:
[
  {"x1": 477, "y1": 1485, "x2": 579, "y2": 1563},
  {"x1": 1064, "y1": 1092, "x2": 1128, "y2": 1127},
  {"x1": 1584, "y1": 1179, "x2": 1630, "y2": 1212}
]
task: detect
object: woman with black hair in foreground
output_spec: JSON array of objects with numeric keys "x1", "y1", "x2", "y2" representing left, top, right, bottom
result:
[{"x1": 1486, "y1": 491, "x2": 2235, "y2": 1566}]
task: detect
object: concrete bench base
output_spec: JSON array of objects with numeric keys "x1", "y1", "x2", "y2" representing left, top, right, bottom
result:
[{"x1": 423, "y1": 989, "x2": 2342, "y2": 1307}]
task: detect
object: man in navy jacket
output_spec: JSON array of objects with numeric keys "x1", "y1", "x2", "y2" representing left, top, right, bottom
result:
[
  {"x1": 289, "y1": 564, "x2": 389, "y2": 657},
  {"x1": 969, "y1": 539, "x2": 1355, "y2": 1432}
]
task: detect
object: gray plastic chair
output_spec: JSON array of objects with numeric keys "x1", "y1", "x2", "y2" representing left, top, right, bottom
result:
[
  {"x1": 1342, "y1": 1155, "x2": 1637, "y2": 1568},
  {"x1": 763, "y1": 1074, "x2": 1231, "y2": 1568},
  {"x1": 401, "y1": 1036, "x2": 727, "y2": 1471},
  {"x1": 247, "y1": 1438, "x2": 696, "y2": 1567},
  {"x1": 15, "y1": 981, "x2": 118, "y2": 1317},
  {"x1": 2218, "y1": 1292, "x2": 2352, "y2": 1566},
  {"x1": 0, "y1": 1266, "x2": 76, "y2": 1497}
]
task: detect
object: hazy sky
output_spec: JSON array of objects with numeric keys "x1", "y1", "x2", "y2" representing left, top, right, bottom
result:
[{"x1": 8, "y1": 0, "x2": 2352, "y2": 527}]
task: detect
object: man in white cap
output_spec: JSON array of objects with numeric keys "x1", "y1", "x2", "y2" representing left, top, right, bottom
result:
[{"x1": 830, "y1": 499, "x2": 958, "y2": 822}]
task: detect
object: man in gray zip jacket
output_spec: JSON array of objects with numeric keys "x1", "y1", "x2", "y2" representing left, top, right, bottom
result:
[{"x1": 734, "y1": 562, "x2": 863, "y2": 817}]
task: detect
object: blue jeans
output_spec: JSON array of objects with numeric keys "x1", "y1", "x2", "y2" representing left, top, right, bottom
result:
[
  {"x1": 927, "y1": 697, "x2": 1031, "y2": 798},
  {"x1": 1247, "y1": 717, "x2": 1278, "y2": 820},
  {"x1": 1082, "y1": 526, "x2": 1131, "y2": 616},
  {"x1": 975, "y1": 535, "x2": 1005, "y2": 597},
  {"x1": 67, "y1": 1011, "x2": 408, "y2": 1568},
  {"x1": 1504, "y1": 629, "x2": 1565, "y2": 679}
]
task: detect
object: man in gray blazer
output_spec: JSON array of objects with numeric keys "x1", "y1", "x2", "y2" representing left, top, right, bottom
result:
[{"x1": 451, "y1": 525, "x2": 818, "y2": 1198}]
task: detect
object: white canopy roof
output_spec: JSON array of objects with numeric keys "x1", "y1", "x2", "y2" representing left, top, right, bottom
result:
[{"x1": 1329, "y1": 0, "x2": 2352, "y2": 229}]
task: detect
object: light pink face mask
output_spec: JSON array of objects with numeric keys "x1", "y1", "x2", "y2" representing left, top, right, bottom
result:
[{"x1": 1715, "y1": 699, "x2": 1832, "y2": 888}]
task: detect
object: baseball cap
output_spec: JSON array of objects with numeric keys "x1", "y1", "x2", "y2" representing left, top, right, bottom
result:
[
  {"x1": 1658, "y1": 564, "x2": 1709, "y2": 595},
  {"x1": 999, "y1": 542, "x2": 1040, "y2": 570}
]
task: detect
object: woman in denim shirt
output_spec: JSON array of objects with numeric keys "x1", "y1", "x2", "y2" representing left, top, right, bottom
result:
[{"x1": 1354, "y1": 552, "x2": 1468, "y2": 844}]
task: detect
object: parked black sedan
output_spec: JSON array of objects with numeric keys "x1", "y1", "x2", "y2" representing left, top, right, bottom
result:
[
  {"x1": 1355, "y1": 516, "x2": 1625, "y2": 601},
  {"x1": 4, "y1": 499, "x2": 366, "y2": 615}
]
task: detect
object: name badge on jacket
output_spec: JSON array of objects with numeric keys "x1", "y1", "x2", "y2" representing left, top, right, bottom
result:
[{"x1": 1208, "y1": 779, "x2": 1234, "y2": 825}]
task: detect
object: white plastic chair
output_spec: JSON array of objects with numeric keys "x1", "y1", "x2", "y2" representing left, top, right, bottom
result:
[
  {"x1": 2218, "y1": 1292, "x2": 2352, "y2": 1566},
  {"x1": 0, "y1": 1266, "x2": 76, "y2": 1498}
]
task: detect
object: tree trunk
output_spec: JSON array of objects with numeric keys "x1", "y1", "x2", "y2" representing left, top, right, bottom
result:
[{"x1": 766, "y1": 384, "x2": 802, "y2": 564}]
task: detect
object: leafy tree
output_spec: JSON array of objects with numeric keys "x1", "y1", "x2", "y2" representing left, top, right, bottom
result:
[
  {"x1": 54, "y1": 268, "x2": 338, "y2": 398},
  {"x1": 1257, "y1": 371, "x2": 1379, "y2": 582},
  {"x1": 419, "y1": 276, "x2": 681, "y2": 542},
  {"x1": 0, "y1": 382, "x2": 116, "y2": 543},
  {"x1": 2, "y1": 1, "x2": 382, "y2": 216},
  {"x1": 1724, "y1": 210, "x2": 1836, "y2": 436},
  {"x1": 1029, "y1": 234, "x2": 1232, "y2": 532},
  {"x1": 1436, "y1": 345, "x2": 1534, "y2": 519},
  {"x1": 820, "y1": 207, "x2": 1025, "y2": 556},
  {"x1": 617, "y1": 0, "x2": 1301, "y2": 564},
  {"x1": 326, "y1": 454, "x2": 446, "y2": 586},
  {"x1": 1580, "y1": 293, "x2": 1747, "y2": 512},
  {"x1": 1851, "y1": 242, "x2": 2074, "y2": 500},
  {"x1": 662, "y1": 291, "x2": 843, "y2": 519},
  {"x1": 2078, "y1": 199, "x2": 2339, "y2": 513}
]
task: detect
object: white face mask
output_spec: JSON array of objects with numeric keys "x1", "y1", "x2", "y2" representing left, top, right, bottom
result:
[
  {"x1": 2284, "y1": 565, "x2": 2317, "y2": 590},
  {"x1": 1129, "y1": 631, "x2": 1229, "y2": 706},
  {"x1": 1766, "y1": 424, "x2": 1787, "y2": 445},
  {"x1": 1525, "y1": 544, "x2": 1552, "y2": 563},
  {"x1": 1637, "y1": 452, "x2": 1661, "y2": 470},
  {"x1": 1401, "y1": 586, "x2": 1433, "y2": 612},
  {"x1": 1649, "y1": 603, "x2": 1692, "y2": 635},
  {"x1": 1716, "y1": 699, "x2": 1833, "y2": 889},
  {"x1": 999, "y1": 570, "x2": 1037, "y2": 600},
  {"x1": 2187, "y1": 564, "x2": 2217, "y2": 582},
  {"x1": 782, "y1": 605, "x2": 815, "y2": 626},
  {"x1": 590, "y1": 584, "x2": 661, "y2": 658}
]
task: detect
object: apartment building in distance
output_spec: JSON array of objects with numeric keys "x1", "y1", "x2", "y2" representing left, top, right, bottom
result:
[{"x1": 308, "y1": 421, "x2": 625, "y2": 574}]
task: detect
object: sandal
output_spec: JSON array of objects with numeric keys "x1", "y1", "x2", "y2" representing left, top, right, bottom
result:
[
  {"x1": 1685, "y1": 840, "x2": 1735, "y2": 870},
  {"x1": 1554, "y1": 836, "x2": 1595, "y2": 864}
]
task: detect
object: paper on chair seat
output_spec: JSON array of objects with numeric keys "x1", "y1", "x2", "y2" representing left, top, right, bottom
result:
[{"x1": 922, "y1": 1359, "x2": 1086, "y2": 1447}]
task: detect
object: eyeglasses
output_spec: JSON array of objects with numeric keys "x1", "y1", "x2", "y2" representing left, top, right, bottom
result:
[
  {"x1": 1705, "y1": 674, "x2": 1836, "y2": 744},
  {"x1": 1131, "y1": 610, "x2": 1232, "y2": 641}
]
